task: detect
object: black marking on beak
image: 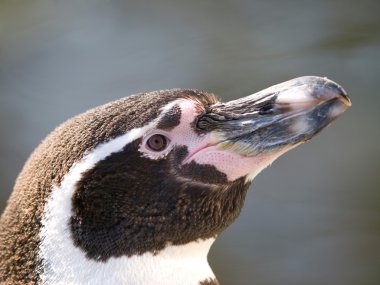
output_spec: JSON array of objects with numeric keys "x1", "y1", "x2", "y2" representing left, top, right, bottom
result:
[{"x1": 197, "y1": 76, "x2": 351, "y2": 155}]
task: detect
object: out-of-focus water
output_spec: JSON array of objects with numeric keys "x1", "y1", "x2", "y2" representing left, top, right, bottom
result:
[{"x1": 1, "y1": 1, "x2": 379, "y2": 284}]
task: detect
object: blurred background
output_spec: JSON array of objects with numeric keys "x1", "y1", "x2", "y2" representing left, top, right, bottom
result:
[{"x1": 0, "y1": 0, "x2": 379, "y2": 284}]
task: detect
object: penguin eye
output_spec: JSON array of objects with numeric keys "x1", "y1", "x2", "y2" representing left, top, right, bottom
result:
[{"x1": 146, "y1": 134, "x2": 169, "y2": 152}]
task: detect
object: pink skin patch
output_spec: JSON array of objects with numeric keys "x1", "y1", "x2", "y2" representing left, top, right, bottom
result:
[
  {"x1": 141, "y1": 99, "x2": 291, "y2": 182},
  {"x1": 184, "y1": 144, "x2": 292, "y2": 182}
]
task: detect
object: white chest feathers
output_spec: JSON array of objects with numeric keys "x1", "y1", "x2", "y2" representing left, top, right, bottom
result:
[{"x1": 39, "y1": 238, "x2": 215, "y2": 285}]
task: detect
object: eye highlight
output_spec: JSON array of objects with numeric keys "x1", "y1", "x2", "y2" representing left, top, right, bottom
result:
[{"x1": 146, "y1": 134, "x2": 169, "y2": 152}]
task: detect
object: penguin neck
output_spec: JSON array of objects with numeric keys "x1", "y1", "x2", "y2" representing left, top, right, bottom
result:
[{"x1": 40, "y1": 176, "x2": 217, "y2": 285}]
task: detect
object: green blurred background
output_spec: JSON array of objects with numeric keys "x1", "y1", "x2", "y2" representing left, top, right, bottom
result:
[{"x1": 1, "y1": 1, "x2": 379, "y2": 284}]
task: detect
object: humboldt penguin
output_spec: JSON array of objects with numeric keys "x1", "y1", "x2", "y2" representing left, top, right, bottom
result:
[{"x1": 0, "y1": 76, "x2": 351, "y2": 285}]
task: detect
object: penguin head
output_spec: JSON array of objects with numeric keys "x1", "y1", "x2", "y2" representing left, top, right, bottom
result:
[{"x1": 61, "y1": 76, "x2": 351, "y2": 261}]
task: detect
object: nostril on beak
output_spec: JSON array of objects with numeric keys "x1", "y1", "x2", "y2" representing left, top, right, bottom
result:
[{"x1": 258, "y1": 103, "x2": 275, "y2": 115}]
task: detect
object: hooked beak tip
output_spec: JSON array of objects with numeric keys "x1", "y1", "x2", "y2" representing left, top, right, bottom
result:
[
  {"x1": 321, "y1": 77, "x2": 352, "y2": 107},
  {"x1": 274, "y1": 76, "x2": 352, "y2": 112},
  {"x1": 339, "y1": 90, "x2": 352, "y2": 107}
]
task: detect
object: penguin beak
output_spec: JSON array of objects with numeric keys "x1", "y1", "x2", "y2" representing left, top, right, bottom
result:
[{"x1": 197, "y1": 76, "x2": 351, "y2": 156}]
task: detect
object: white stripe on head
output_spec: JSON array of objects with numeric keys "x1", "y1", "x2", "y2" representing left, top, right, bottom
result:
[{"x1": 39, "y1": 99, "x2": 215, "y2": 285}]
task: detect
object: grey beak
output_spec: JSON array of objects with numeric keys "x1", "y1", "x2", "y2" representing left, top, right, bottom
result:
[{"x1": 197, "y1": 76, "x2": 351, "y2": 155}]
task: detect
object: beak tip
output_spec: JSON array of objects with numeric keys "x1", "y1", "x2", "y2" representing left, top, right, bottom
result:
[
  {"x1": 321, "y1": 77, "x2": 352, "y2": 107},
  {"x1": 298, "y1": 76, "x2": 352, "y2": 107},
  {"x1": 274, "y1": 76, "x2": 352, "y2": 110},
  {"x1": 341, "y1": 93, "x2": 352, "y2": 107}
]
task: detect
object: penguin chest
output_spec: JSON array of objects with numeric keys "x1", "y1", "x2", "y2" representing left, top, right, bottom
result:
[{"x1": 39, "y1": 239, "x2": 216, "y2": 285}]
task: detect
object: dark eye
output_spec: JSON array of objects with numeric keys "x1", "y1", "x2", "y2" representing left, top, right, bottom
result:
[{"x1": 146, "y1": 134, "x2": 169, "y2": 152}]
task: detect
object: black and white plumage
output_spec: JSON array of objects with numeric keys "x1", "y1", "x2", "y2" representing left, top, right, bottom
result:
[{"x1": 0, "y1": 76, "x2": 351, "y2": 285}]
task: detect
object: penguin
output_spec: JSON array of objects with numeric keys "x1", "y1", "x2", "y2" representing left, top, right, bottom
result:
[{"x1": 0, "y1": 76, "x2": 351, "y2": 285}]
